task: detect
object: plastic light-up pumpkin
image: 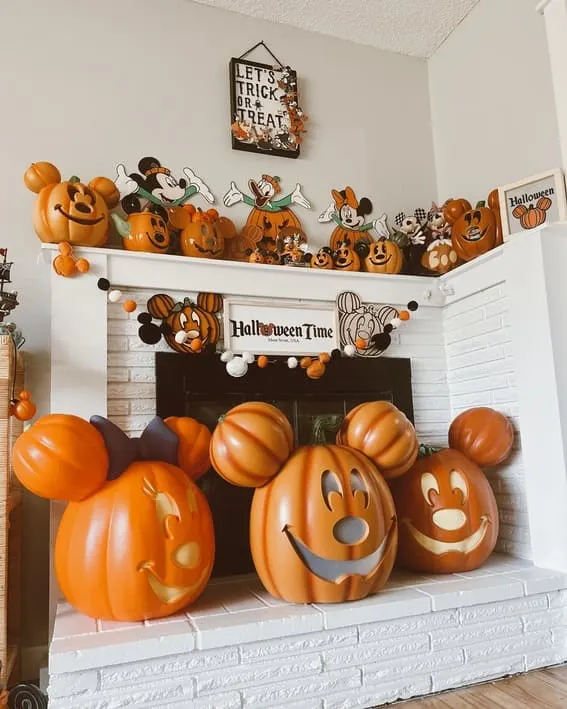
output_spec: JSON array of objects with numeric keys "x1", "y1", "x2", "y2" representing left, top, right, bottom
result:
[
  {"x1": 12, "y1": 414, "x2": 214, "y2": 621},
  {"x1": 24, "y1": 162, "x2": 116, "y2": 246},
  {"x1": 357, "y1": 239, "x2": 404, "y2": 274},
  {"x1": 210, "y1": 401, "x2": 410, "y2": 604},
  {"x1": 389, "y1": 407, "x2": 513, "y2": 574},
  {"x1": 111, "y1": 198, "x2": 171, "y2": 254},
  {"x1": 445, "y1": 198, "x2": 498, "y2": 262}
]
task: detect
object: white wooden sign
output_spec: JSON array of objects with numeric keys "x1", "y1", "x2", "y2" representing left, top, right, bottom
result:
[{"x1": 224, "y1": 298, "x2": 337, "y2": 355}]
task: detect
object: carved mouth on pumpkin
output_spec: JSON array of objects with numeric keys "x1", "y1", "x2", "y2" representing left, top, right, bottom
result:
[
  {"x1": 138, "y1": 561, "x2": 210, "y2": 604},
  {"x1": 188, "y1": 239, "x2": 223, "y2": 256},
  {"x1": 370, "y1": 255, "x2": 391, "y2": 265},
  {"x1": 147, "y1": 233, "x2": 169, "y2": 250},
  {"x1": 463, "y1": 227, "x2": 487, "y2": 242},
  {"x1": 54, "y1": 205, "x2": 105, "y2": 226},
  {"x1": 403, "y1": 515, "x2": 490, "y2": 555},
  {"x1": 335, "y1": 260, "x2": 354, "y2": 270},
  {"x1": 283, "y1": 519, "x2": 396, "y2": 584}
]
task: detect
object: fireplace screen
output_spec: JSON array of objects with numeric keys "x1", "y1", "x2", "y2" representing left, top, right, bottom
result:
[{"x1": 156, "y1": 353, "x2": 413, "y2": 578}]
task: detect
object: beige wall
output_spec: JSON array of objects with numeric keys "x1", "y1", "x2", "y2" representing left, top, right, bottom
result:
[
  {"x1": 1, "y1": 0, "x2": 436, "y2": 670},
  {"x1": 429, "y1": 0, "x2": 562, "y2": 204}
]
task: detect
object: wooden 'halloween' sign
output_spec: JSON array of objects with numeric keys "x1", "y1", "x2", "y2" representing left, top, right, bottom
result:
[{"x1": 230, "y1": 45, "x2": 307, "y2": 159}]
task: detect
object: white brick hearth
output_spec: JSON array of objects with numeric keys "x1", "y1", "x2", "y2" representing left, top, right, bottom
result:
[
  {"x1": 46, "y1": 225, "x2": 567, "y2": 708},
  {"x1": 48, "y1": 556, "x2": 567, "y2": 708}
]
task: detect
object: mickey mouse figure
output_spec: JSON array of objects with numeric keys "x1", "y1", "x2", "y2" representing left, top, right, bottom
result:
[
  {"x1": 115, "y1": 156, "x2": 215, "y2": 212},
  {"x1": 319, "y1": 186, "x2": 389, "y2": 251},
  {"x1": 393, "y1": 208, "x2": 429, "y2": 275}
]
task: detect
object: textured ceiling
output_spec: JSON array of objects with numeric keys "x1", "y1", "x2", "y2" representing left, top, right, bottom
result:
[{"x1": 191, "y1": 0, "x2": 480, "y2": 57}]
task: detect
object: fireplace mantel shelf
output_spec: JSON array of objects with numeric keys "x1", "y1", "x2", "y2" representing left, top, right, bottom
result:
[{"x1": 41, "y1": 240, "x2": 507, "y2": 307}]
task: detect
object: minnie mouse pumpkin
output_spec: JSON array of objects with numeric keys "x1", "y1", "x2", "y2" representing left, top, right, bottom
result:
[
  {"x1": 210, "y1": 401, "x2": 417, "y2": 604},
  {"x1": 389, "y1": 407, "x2": 513, "y2": 574},
  {"x1": 12, "y1": 414, "x2": 214, "y2": 621}
]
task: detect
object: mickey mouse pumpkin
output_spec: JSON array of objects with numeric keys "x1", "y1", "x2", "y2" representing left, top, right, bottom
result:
[
  {"x1": 389, "y1": 407, "x2": 513, "y2": 574},
  {"x1": 24, "y1": 162, "x2": 117, "y2": 246},
  {"x1": 444, "y1": 196, "x2": 501, "y2": 262},
  {"x1": 12, "y1": 414, "x2": 214, "y2": 621},
  {"x1": 210, "y1": 401, "x2": 417, "y2": 604}
]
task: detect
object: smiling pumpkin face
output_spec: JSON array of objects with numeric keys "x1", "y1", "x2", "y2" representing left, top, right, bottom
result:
[
  {"x1": 34, "y1": 177, "x2": 110, "y2": 246},
  {"x1": 389, "y1": 449, "x2": 498, "y2": 574},
  {"x1": 122, "y1": 211, "x2": 171, "y2": 253},
  {"x1": 250, "y1": 445, "x2": 397, "y2": 603},
  {"x1": 450, "y1": 206, "x2": 497, "y2": 261},
  {"x1": 362, "y1": 239, "x2": 403, "y2": 274},
  {"x1": 54, "y1": 461, "x2": 214, "y2": 621},
  {"x1": 164, "y1": 302, "x2": 219, "y2": 354}
]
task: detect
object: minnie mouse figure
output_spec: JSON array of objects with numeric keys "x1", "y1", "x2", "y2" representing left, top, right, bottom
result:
[
  {"x1": 319, "y1": 186, "x2": 389, "y2": 251},
  {"x1": 115, "y1": 156, "x2": 215, "y2": 213}
]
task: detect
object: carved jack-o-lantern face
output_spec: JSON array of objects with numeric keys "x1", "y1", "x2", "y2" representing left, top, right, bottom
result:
[
  {"x1": 164, "y1": 303, "x2": 219, "y2": 353},
  {"x1": 310, "y1": 247, "x2": 334, "y2": 270},
  {"x1": 180, "y1": 222, "x2": 225, "y2": 259},
  {"x1": 250, "y1": 445, "x2": 397, "y2": 603},
  {"x1": 421, "y1": 240, "x2": 459, "y2": 274},
  {"x1": 122, "y1": 212, "x2": 171, "y2": 253},
  {"x1": 450, "y1": 207, "x2": 497, "y2": 261},
  {"x1": 389, "y1": 449, "x2": 498, "y2": 574},
  {"x1": 333, "y1": 244, "x2": 361, "y2": 271},
  {"x1": 362, "y1": 239, "x2": 403, "y2": 274},
  {"x1": 55, "y1": 461, "x2": 214, "y2": 621}
]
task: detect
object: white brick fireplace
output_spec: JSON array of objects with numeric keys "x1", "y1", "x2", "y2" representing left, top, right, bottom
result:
[{"x1": 45, "y1": 225, "x2": 567, "y2": 708}]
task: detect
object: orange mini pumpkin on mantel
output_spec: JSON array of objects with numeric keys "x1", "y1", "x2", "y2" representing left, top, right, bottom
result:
[
  {"x1": 389, "y1": 406, "x2": 513, "y2": 574},
  {"x1": 444, "y1": 197, "x2": 498, "y2": 262},
  {"x1": 24, "y1": 162, "x2": 116, "y2": 246},
  {"x1": 210, "y1": 401, "x2": 415, "y2": 604},
  {"x1": 12, "y1": 414, "x2": 214, "y2": 621}
]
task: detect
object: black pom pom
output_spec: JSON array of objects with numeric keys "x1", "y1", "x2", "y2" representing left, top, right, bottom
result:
[
  {"x1": 204, "y1": 343, "x2": 216, "y2": 355},
  {"x1": 331, "y1": 348, "x2": 342, "y2": 360},
  {"x1": 138, "y1": 323, "x2": 161, "y2": 345},
  {"x1": 384, "y1": 323, "x2": 394, "y2": 334},
  {"x1": 407, "y1": 300, "x2": 419, "y2": 311},
  {"x1": 373, "y1": 333, "x2": 392, "y2": 350},
  {"x1": 137, "y1": 312, "x2": 152, "y2": 324},
  {"x1": 97, "y1": 278, "x2": 110, "y2": 291}
]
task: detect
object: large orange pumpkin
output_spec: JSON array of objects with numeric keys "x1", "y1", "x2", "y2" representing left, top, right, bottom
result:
[
  {"x1": 245, "y1": 208, "x2": 303, "y2": 251},
  {"x1": 446, "y1": 199, "x2": 498, "y2": 262},
  {"x1": 13, "y1": 414, "x2": 215, "y2": 620},
  {"x1": 210, "y1": 402, "x2": 294, "y2": 487},
  {"x1": 337, "y1": 401, "x2": 418, "y2": 479},
  {"x1": 25, "y1": 163, "x2": 115, "y2": 246},
  {"x1": 389, "y1": 448, "x2": 498, "y2": 574},
  {"x1": 164, "y1": 416, "x2": 211, "y2": 480},
  {"x1": 250, "y1": 445, "x2": 397, "y2": 603},
  {"x1": 449, "y1": 407, "x2": 514, "y2": 467},
  {"x1": 180, "y1": 218, "x2": 235, "y2": 259}
]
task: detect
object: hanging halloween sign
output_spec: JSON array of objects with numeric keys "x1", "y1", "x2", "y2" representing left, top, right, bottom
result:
[
  {"x1": 210, "y1": 401, "x2": 407, "y2": 603},
  {"x1": 223, "y1": 175, "x2": 310, "y2": 251},
  {"x1": 138, "y1": 292, "x2": 223, "y2": 354},
  {"x1": 24, "y1": 162, "x2": 117, "y2": 246},
  {"x1": 389, "y1": 407, "x2": 513, "y2": 574},
  {"x1": 12, "y1": 414, "x2": 214, "y2": 621},
  {"x1": 318, "y1": 187, "x2": 390, "y2": 251},
  {"x1": 230, "y1": 42, "x2": 307, "y2": 158},
  {"x1": 336, "y1": 291, "x2": 418, "y2": 357},
  {"x1": 114, "y1": 156, "x2": 215, "y2": 216}
]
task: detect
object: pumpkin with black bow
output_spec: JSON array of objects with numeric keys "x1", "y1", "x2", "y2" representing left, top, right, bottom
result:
[{"x1": 12, "y1": 414, "x2": 214, "y2": 621}]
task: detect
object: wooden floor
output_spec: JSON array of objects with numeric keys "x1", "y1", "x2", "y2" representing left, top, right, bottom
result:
[{"x1": 398, "y1": 665, "x2": 567, "y2": 708}]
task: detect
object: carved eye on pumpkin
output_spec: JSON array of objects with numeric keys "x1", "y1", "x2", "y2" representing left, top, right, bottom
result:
[
  {"x1": 420, "y1": 472, "x2": 439, "y2": 506},
  {"x1": 350, "y1": 469, "x2": 369, "y2": 508},
  {"x1": 322, "y1": 469, "x2": 343, "y2": 510},
  {"x1": 450, "y1": 469, "x2": 468, "y2": 503},
  {"x1": 143, "y1": 477, "x2": 180, "y2": 538}
]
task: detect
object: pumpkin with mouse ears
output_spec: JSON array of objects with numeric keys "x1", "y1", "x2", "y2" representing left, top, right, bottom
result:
[
  {"x1": 24, "y1": 161, "x2": 117, "y2": 246},
  {"x1": 306, "y1": 247, "x2": 334, "y2": 270},
  {"x1": 389, "y1": 407, "x2": 513, "y2": 574},
  {"x1": 445, "y1": 197, "x2": 499, "y2": 262},
  {"x1": 111, "y1": 196, "x2": 171, "y2": 254},
  {"x1": 357, "y1": 239, "x2": 404, "y2": 274},
  {"x1": 12, "y1": 413, "x2": 214, "y2": 621},
  {"x1": 333, "y1": 240, "x2": 361, "y2": 272},
  {"x1": 210, "y1": 401, "x2": 419, "y2": 604}
]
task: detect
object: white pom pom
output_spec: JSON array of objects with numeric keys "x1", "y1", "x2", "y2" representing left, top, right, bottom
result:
[
  {"x1": 287, "y1": 357, "x2": 298, "y2": 369},
  {"x1": 226, "y1": 356, "x2": 248, "y2": 378},
  {"x1": 242, "y1": 351, "x2": 255, "y2": 364},
  {"x1": 344, "y1": 344, "x2": 356, "y2": 357},
  {"x1": 108, "y1": 289, "x2": 122, "y2": 303},
  {"x1": 390, "y1": 317, "x2": 401, "y2": 328},
  {"x1": 174, "y1": 330, "x2": 188, "y2": 345},
  {"x1": 220, "y1": 350, "x2": 234, "y2": 362}
]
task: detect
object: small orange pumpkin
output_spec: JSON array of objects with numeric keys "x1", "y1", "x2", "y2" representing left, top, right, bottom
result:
[
  {"x1": 224, "y1": 225, "x2": 263, "y2": 262},
  {"x1": 13, "y1": 390, "x2": 37, "y2": 422},
  {"x1": 308, "y1": 247, "x2": 334, "y2": 270},
  {"x1": 121, "y1": 210, "x2": 171, "y2": 253},
  {"x1": 24, "y1": 162, "x2": 61, "y2": 192},
  {"x1": 164, "y1": 416, "x2": 211, "y2": 480},
  {"x1": 333, "y1": 242, "x2": 361, "y2": 271},
  {"x1": 449, "y1": 407, "x2": 514, "y2": 467},
  {"x1": 180, "y1": 221, "x2": 225, "y2": 259},
  {"x1": 421, "y1": 239, "x2": 459, "y2": 274},
  {"x1": 210, "y1": 402, "x2": 294, "y2": 487},
  {"x1": 359, "y1": 239, "x2": 404, "y2": 274},
  {"x1": 337, "y1": 401, "x2": 418, "y2": 479}
]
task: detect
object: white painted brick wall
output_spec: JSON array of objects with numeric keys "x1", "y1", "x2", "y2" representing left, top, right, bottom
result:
[
  {"x1": 49, "y1": 587, "x2": 567, "y2": 709},
  {"x1": 443, "y1": 282, "x2": 530, "y2": 559}
]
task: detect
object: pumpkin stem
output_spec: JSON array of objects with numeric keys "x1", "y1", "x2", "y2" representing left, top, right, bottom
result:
[
  {"x1": 476, "y1": 200, "x2": 486, "y2": 208},
  {"x1": 312, "y1": 414, "x2": 343, "y2": 445},
  {"x1": 69, "y1": 176, "x2": 81, "y2": 183},
  {"x1": 418, "y1": 443, "x2": 444, "y2": 458}
]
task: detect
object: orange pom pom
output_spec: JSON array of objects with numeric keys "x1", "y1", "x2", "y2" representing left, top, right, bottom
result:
[
  {"x1": 123, "y1": 299, "x2": 137, "y2": 313},
  {"x1": 355, "y1": 337, "x2": 367, "y2": 349},
  {"x1": 300, "y1": 357, "x2": 312, "y2": 369},
  {"x1": 257, "y1": 355, "x2": 269, "y2": 368},
  {"x1": 319, "y1": 353, "x2": 331, "y2": 364},
  {"x1": 399, "y1": 311, "x2": 410, "y2": 321},
  {"x1": 190, "y1": 338, "x2": 203, "y2": 352},
  {"x1": 75, "y1": 258, "x2": 90, "y2": 274}
]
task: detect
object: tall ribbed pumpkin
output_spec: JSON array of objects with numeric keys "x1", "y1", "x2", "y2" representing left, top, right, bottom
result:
[
  {"x1": 250, "y1": 445, "x2": 397, "y2": 603},
  {"x1": 449, "y1": 407, "x2": 513, "y2": 466}
]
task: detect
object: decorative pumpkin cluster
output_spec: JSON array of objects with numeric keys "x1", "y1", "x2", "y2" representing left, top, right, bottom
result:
[{"x1": 12, "y1": 413, "x2": 214, "y2": 622}]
